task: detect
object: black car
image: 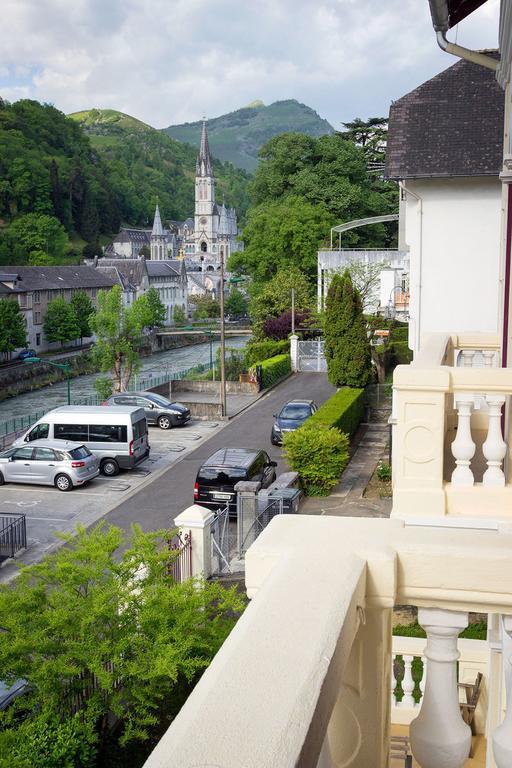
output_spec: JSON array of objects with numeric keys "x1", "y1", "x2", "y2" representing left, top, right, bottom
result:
[
  {"x1": 194, "y1": 448, "x2": 277, "y2": 513},
  {"x1": 270, "y1": 400, "x2": 317, "y2": 445},
  {"x1": 103, "y1": 391, "x2": 190, "y2": 430},
  {"x1": 17, "y1": 349, "x2": 37, "y2": 361}
]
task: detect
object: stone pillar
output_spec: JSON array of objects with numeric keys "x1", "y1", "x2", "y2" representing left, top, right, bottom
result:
[
  {"x1": 410, "y1": 609, "x2": 471, "y2": 768},
  {"x1": 235, "y1": 480, "x2": 261, "y2": 557},
  {"x1": 174, "y1": 504, "x2": 215, "y2": 579},
  {"x1": 493, "y1": 615, "x2": 512, "y2": 767},
  {"x1": 483, "y1": 396, "x2": 507, "y2": 487},
  {"x1": 290, "y1": 334, "x2": 299, "y2": 372},
  {"x1": 450, "y1": 398, "x2": 475, "y2": 486}
]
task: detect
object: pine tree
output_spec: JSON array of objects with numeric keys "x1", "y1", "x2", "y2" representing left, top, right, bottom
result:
[
  {"x1": 0, "y1": 299, "x2": 27, "y2": 357},
  {"x1": 324, "y1": 270, "x2": 372, "y2": 388},
  {"x1": 43, "y1": 297, "x2": 80, "y2": 347},
  {"x1": 80, "y1": 188, "x2": 100, "y2": 242},
  {"x1": 70, "y1": 291, "x2": 94, "y2": 343}
]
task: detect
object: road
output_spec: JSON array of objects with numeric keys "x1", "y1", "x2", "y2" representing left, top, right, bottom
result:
[{"x1": 103, "y1": 373, "x2": 335, "y2": 531}]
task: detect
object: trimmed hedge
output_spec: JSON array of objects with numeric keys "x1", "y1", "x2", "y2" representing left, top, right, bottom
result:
[
  {"x1": 388, "y1": 340, "x2": 413, "y2": 366},
  {"x1": 390, "y1": 326, "x2": 408, "y2": 342},
  {"x1": 393, "y1": 621, "x2": 487, "y2": 641},
  {"x1": 307, "y1": 387, "x2": 365, "y2": 438},
  {"x1": 258, "y1": 353, "x2": 291, "y2": 388},
  {"x1": 244, "y1": 339, "x2": 289, "y2": 367}
]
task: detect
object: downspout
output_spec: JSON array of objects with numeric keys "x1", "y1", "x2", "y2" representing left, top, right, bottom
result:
[
  {"x1": 400, "y1": 182, "x2": 423, "y2": 353},
  {"x1": 435, "y1": 30, "x2": 498, "y2": 71}
]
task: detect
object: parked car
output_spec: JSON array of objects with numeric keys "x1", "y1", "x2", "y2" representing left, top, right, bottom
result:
[
  {"x1": 12, "y1": 406, "x2": 149, "y2": 477},
  {"x1": 17, "y1": 349, "x2": 36, "y2": 361},
  {"x1": 194, "y1": 448, "x2": 277, "y2": 513},
  {"x1": 0, "y1": 439, "x2": 99, "y2": 491},
  {"x1": 102, "y1": 392, "x2": 191, "y2": 430},
  {"x1": 0, "y1": 679, "x2": 29, "y2": 711},
  {"x1": 270, "y1": 400, "x2": 317, "y2": 445}
]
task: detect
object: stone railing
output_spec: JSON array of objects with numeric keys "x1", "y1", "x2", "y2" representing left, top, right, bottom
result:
[
  {"x1": 142, "y1": 515, "x2": 512, "y2": 768},
  {"x1": 391, "y1": 332, "x2": 512, "y2": 520}
]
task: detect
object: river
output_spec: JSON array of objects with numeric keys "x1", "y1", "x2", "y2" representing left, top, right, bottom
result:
[{"x1": 0, "y1": 336, "x2": 248, "y2": 425}]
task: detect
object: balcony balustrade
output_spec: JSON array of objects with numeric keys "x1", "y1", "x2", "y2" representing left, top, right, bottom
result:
[
  {"x1": 391, "y1": 333, "x2": 512, "y2": 520},
  {"x1": 142, "y1": 515, "x2": 512, "y2": 768}
]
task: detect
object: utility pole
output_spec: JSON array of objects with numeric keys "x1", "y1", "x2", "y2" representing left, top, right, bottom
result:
[
  {"x1": 291, "y1": 287, "x2": 295, "y2": 336},
  {"x1": 219, "y1": 251, "x2": 227, "y2": 417}
]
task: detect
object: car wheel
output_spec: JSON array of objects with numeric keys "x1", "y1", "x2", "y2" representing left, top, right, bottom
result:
[
  {"x1": 55, "y1": 473, "x2": 72, "y2": 492},
  {"x1": 0, "y1": 471, "x2": 4, "y2": 485},
  {"x1": 158, "y1": 414, "x2": 172, "y2": 430},
  {"x1": 101, "y1": 458, "x2": 119, "y2": 477}
]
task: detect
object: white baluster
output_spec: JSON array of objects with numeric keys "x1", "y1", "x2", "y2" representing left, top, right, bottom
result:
[
  {"x1": 419, "y1": 656, "x2": 427, "y2": 702},
  {"x1": 391, "y1": 652, "x2": 398, "y2": 706},
  {"x1": 483, "y1": 350, "x2": 496, "y2": 368},
  {"x1": 482, "y1": 395, "x2": 507, "y2": 487},
  {"x1": 461, "y1": 350, "x2": 476, "y2": 368},
  {"x1": 493, "y1": 615, "x2": 512, "y2": 767},
  {"x1": 451, "y1": 398, "x2": 475, "y2": 486},
  {"x1": 410, "y1": 609, "x2": 471, "y2": 768},
  {"x1": 400, "y1": 655, "x2": 416, "y2": 708}
]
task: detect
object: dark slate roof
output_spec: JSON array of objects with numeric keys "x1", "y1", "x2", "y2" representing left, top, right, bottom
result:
[
  {"x1": 146, "y1": 261, "x2": 182, "y2": 278},
  {"x1": 115, "y1": 228, "x2": 151, "y2": 244},
  {"x1": 386, "y1": 53, "x2": 503, "y2": 180},
  {"x1": 0, "y1": 266, "x2": 116, "y2": 292},
  {"x1": 96, "y1": 258, "x2": 146, "y2": 288}
]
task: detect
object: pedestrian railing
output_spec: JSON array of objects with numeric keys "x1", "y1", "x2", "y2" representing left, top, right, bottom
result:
[
  {"x1": 168, "y1": 530, "x2": 193, "y2": 583},
  {"x1": 0, "y1": 513, "x2": 27, "y2": 562}
]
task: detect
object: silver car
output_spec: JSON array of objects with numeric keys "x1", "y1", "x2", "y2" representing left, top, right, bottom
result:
[{"x1": 0, "y1": 439, "x2": 99, "y2": 491}]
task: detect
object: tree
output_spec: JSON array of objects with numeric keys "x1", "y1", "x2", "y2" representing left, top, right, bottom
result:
[
  {"x1": 43, "y1": 297, "x2": 80, "y2": 347},
  {"x1": 0, "y1": 523, "x2": 243, "y2": 762},
  {"x1": 263, "y1": 308, "x2": 311, "y2": 340},
  {"x1": 0, "y1": 299, "x2": 27, "y2": 357},
  {"x1": 70, "y1": 291, "x2": 94, "y2": 343},
  {"x1": 0, "y1": 213, "x2": 69, "y2": 265},
  {"x1": 225, "y1": 288, "x2": 247, "y2": 317},
  {"x1": 192, "y1": 294, "x2": 220, "y2": 321},
  {"x1": 340, "y1": 117, "x2": 388, "y2": 170},
  {"x1": 248, "y1": 266, "x2": 313, "y2": 338},
  {"x1": 82, "y1": 241, "x2": 103, "y2": 259},
  {"x1": 145, "y1": 286, "x2": 167, "y2": 328},
  {"x1": 174, "y1": 305, "x2": 186, "y2": 326},
  {"x1": 229, "y1": 195, "x2": 332, "y2": 282},
  {"x1": 324, "y1": 270, "x2": 372, "y2": 388},
  {"x1": 90, "y1": 285, "x2": 152, "y2": 393},
  {"x1": 328, "y1": 259, "x2": 389, "y2": 314}
]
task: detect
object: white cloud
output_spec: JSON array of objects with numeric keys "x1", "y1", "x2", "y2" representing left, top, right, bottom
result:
[{"x1": 0, "y1": 0, "x2": 501, "y2": 127}]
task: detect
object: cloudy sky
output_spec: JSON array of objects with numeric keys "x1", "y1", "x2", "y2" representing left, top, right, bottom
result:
[{"x1": 0, "y1": 0, "x2": 500, "y2": 130}]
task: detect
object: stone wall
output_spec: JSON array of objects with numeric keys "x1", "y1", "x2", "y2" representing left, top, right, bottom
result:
[{"x1": 171, "y1": 380, "x2": 258, "y2": 395}]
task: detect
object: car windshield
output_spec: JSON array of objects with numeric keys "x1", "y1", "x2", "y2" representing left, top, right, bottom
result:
[
  {"x1": 279, "y1": 404, "x2": 312, "y2": 420},
  {"x1": 0, "y1": 448, "x2": 14, "y2": 459},
  {"x1": 67, "y1": 446, "x2": 92, "y2": 460},
  {"x1": 198, "y1": 467, "x2": 246, "y2": 482}
]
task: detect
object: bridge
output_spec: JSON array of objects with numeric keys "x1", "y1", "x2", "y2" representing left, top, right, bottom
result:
[{"x1": 156, "y1": 327, "x2": 252, "y2": 336}]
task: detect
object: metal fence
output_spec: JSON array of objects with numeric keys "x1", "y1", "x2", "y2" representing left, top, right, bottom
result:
[
  {"x1": 297, "y1": 340, "x2": 327, "y2": 372},
  {"x1": 0, "y1": 513, "x2": 27, "y2": 562},
  {"x1": 209, "y1": 506, "x2": 234, "y2": 577},
  {"x1": 237, "y1": 496, "x2": 284, "y2": 558},
  {"x1": 168, "y1": 530, "x2": 193, "y2": 583}
]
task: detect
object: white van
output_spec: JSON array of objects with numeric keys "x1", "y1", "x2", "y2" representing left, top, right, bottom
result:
[{"x1": 13, "y1": 406, "x2": 149, "y2": 477}]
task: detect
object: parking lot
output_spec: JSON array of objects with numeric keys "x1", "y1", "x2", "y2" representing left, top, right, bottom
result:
[{"x1": 0, "y1": 419, "x2": 226, "y2": 577}]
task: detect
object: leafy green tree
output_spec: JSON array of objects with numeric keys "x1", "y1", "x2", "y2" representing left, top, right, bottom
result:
[
  {"x1": 324, "y1": 270, "x2": 372, "y2": 387},
  {"x1": 70, "y1": 291, "x2": 94, "y2": 343},
  {"x1": 27, "y1": 249, "x2": 55, "y2": 266},
  {"x1": 145, "y1": 286, "x2": 167, "y2": 328},
  {"x1": 0, "y1": 213, "x2": 68, "y2": 265},
  {"x1": 192, "y1": 294, "x2": 220, "y2": 321},
  {"x1": 225, "y1": 287, "x2": 247, "y2": 316},
  {"x1": 82, "y1": 241, "x2": 103, "y2": 259},
  {"x1": 90, "y1": 285, "x2": 153, "y2": 392},
  {"x1": 0, "y1": 299, "x2": 27, "y2": 357},
  {"x1": 0, "y1": 523, "x2": 243, "y2": 762},
  {"x1": 174, "y1": 305, "x2": 186, "y2": 326},
  {"x1": 43, "y1": 297, "x2": 80, "y2": 347},
  {"x1": 249, "y1": 266, "x2": 313, "y2": 338},
  {"x1": 230, "y1": 195, "x2": 332, "y2": 282}
]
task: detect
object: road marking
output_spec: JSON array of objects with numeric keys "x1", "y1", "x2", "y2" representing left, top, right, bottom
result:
[
  {"x1": 25, "y1": 516, "x2": 73, "y2": 522},
  {"x1": 4, "y1": 499, "x2": 41, "y2": 508}
]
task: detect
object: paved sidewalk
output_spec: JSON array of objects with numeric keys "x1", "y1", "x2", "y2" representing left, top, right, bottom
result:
[
  {"x1": 174, "y1": 391, "x2": 260, "y2": 418},
  {"x1": 301, "y1": 421, "x2": 392, "y2": 518}
]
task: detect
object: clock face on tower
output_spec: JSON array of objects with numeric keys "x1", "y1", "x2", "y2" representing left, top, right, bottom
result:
[{"x1": 200, "y1": 217, "x2": 207, "y2": 226}]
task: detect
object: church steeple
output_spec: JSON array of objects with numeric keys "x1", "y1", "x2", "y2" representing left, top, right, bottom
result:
[
  {"x1": 152, "y1": 203, "x2": 164, "y2": 236},
  {"x1": 196, "y1": 120, "x2": 213, "y2": 177}
]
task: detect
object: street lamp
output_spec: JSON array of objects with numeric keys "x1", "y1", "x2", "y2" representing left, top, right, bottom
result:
[{"x1": 24, "y1": 357, "x2": 72, "y2": 405}]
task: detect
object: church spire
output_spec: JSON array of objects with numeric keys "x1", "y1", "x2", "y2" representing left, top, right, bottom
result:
[
  {"x1": 152, "y1": 203, "x2": 164, "y2": 236},
  {"x1": 196, "y1": 119, "x2": 213, "y2": 177}
]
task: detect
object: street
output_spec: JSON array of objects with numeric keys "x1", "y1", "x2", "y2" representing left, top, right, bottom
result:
[{"x1": 101, "y1": 373, "x2": 335, "y2": 532}]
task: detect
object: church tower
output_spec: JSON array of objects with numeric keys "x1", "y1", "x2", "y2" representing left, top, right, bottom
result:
[
  {"x1": 195, "y1": 121, "x2": 216, "y2": 254},
  {"x1": 150, "y1": 203, "x2": 167, "y2": 260}
]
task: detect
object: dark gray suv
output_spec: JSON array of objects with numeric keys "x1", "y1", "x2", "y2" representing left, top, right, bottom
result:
[{"x1": 103, "y1": 392, "x2": 191, "y2": 430}]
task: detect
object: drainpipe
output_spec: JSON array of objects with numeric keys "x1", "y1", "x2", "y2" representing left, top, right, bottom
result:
[
  {"x1": 400, "y1": 182, "x2": 423, "y2": 354},
  {"x1": 428, "y1": 0, "x2": 498, "y2": 71}
]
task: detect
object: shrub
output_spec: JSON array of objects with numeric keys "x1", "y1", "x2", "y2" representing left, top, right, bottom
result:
[
  {"x1": 263, "y1": 309, "x2": 311, "y2": 340},
  {"x1": 388, "y1": 340, "x2": 413, "y2": 366},
  {"x1": 308, "y1": 387, "x2": 365, "y2": 438},
  {"x1": 283, "y1": 426, "x2": 349, "y2": 496},
  {"x1": 244, "y1": 339, "x2": 289, "y2": 367},
  {"x1": 216, "y1": 347, "x2": 245, "y2": 381},
  {"x1": 390, "y1": 325, "x2": 409, "y2": 342},
  {"x1": 257, "y1": 353, "x2": 291, "y2": 388},
  {"x1": 377, "y1": 461, "x2": 391, "y2": 482},
  {"x1": 392, "y1": 621, "x2": 487, "y2": 640}
]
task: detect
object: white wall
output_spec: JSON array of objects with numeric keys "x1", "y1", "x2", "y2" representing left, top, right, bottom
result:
[{"x1": 403, "y1": 177, "x2": 501, "y2": 351}]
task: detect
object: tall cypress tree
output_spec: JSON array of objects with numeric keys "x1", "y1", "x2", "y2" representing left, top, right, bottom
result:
[{"x1": 324, "y1": 270, "x2": 372, "y2": 388}]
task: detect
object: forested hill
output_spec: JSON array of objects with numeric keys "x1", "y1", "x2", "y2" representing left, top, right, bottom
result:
[
  {"x1": 70, "y1": 108, "x2": 251, "y2": 225},
  {"x1": 163, "y1": 100, "x2": 334, "y2": 172}
]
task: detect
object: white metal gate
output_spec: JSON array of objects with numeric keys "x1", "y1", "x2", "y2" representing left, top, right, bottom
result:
[{"x1": 297, "y1": 340, "x2": 327, "y2": 372}]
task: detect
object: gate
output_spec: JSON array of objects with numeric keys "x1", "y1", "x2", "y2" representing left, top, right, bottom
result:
[
  {"x1": 297, "y1": 340, "x2": 327, "y2": 372},
  {"x1": 237, "y1": 496, "x2": 284, "y2": 557},
  {"x1": 168, "y1": 530, "x2": 192, "y2": 582},
  {"x1": 209, "y1": 505, "x2": 233, "y2": 576},
  {"x1": 0, "y1": 513, "x2": 27, "y2": 563}
]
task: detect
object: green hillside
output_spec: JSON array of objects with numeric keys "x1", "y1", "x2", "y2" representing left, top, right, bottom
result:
[
  {"x1": 163, "y1": 99, "x2": 334, "y2": 172},
  {"x1": 70, "y1": 108, "x2": 251, "y2": 225}
]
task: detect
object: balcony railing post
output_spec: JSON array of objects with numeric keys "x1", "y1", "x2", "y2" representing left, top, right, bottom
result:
[
  {"x1": 482, "y1": 395, "x2": 507, "y2": 486},
  {"x1": 450, "y1": 398, "x2": 475, "y2": 486},
  {"x1": 410, "y1": 608, "x2": 471, "y2": 768},
  {"x1": 492, "y1": 615, "x2": 512, "y2": 767}
]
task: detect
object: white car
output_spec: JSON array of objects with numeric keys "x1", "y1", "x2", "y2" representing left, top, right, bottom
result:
[{"x1": 0, "y1": 438, "x2": 99, "y2": 491}]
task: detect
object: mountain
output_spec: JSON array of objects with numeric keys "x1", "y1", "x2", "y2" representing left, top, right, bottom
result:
[
  {"x1": 69, "y1": 108, "x2": 251, "y2": 225},
  {"x1": 163, "y1": 99, "x2": 335, "y2": 172}
]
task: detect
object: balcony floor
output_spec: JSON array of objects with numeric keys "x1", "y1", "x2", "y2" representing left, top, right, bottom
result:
[{"x1": 391, "y1": 725, "x2": 486, "y2": 767}]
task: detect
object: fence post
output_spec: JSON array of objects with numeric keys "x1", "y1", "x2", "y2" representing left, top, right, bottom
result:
[
  {"x1": 235, "y1": 480, "x2": 262, "y2": 556},
  {"x1": 174, "y1": 505, "x2": 215, "y2": 579},
  {"x1": 290, "y1": 334, "x2": 299, "y2": 372}
]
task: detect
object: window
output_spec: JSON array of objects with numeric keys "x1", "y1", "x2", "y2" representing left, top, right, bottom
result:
[
  {"x1": 88, "y1": 425, "x2": 127, "y2": 443},
  {"x1": 114, "y1": 396, "x2": 136, "y2": 406},
  {"x1": 33, "y1": 448, "x2": 56, "y2": 462},
  {"x1": 28, "y1": 423, "x2": 49, "y2": 441},
  {"x1": 132, "y1": 418, "x2": 147, "y2": 441},
  {"x1": 36, "y1": 333, "x2": 41, "y2": 346},
  {"x1": 34, "y1": 311, "x2": 41, "y2": 325},
  {"x1": 68, "y1": 446, "x2": 92, "y2": 459},
  {"x1": 13, "y1": 447, "x2": 34, "y2": 461},
  {"x1": 55, "y1": 423, "x2": 88, "y2": 442},
  {"x1": 33, "y1": 291, "x2": 41, "y2": 303},
  {"x1": 135, "y1": 398, "x2": 151, "y2": 408}
]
